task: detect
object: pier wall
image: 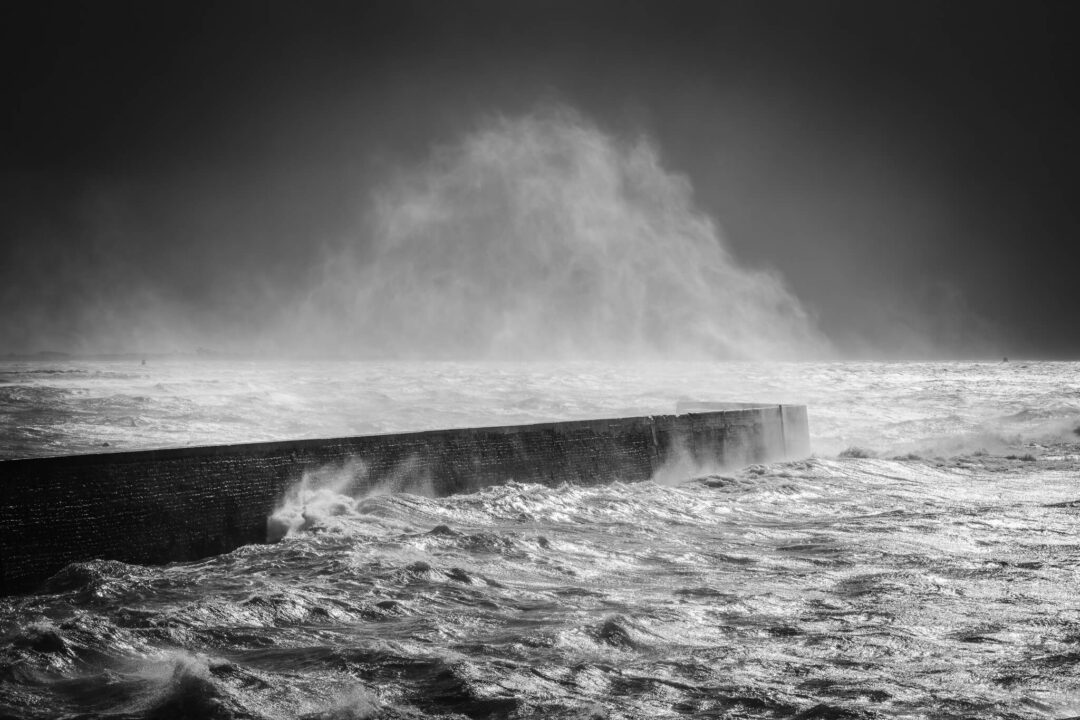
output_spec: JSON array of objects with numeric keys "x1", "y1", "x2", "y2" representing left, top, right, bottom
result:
[{"x1": 0, "y1": 405, "x2": 809, "y2": 595}]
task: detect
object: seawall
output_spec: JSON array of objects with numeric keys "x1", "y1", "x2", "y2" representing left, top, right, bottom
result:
[{"x1": 0, "y1": 404, "x2": 809, "y2": 596}]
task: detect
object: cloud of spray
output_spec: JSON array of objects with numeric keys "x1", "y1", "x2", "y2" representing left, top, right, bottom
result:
[
  {"x1": 293, "y1": 108, "x2": 829, "y2": 360},
  {"x1": 2, "y1": 107, "x2": 830, "y2": 359}
]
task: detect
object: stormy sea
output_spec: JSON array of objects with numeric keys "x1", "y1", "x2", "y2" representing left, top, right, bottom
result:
[{"x1": 2, "y1": 358, "x2": 1079, "y2": 720}]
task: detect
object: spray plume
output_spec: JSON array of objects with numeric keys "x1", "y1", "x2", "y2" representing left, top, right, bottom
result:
[{"x1": 293, "y1": 108, "x2": 828, "y2": 360}]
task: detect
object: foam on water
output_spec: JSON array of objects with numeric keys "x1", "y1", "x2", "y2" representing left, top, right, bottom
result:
[
  {"x1": 3, "y1": 359, "x2": 1080, "y2": 718},
  {"x1": 2, "y1": 359, "x2": 1076, "y2": 459}
]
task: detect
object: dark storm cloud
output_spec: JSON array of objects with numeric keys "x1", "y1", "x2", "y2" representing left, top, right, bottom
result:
[{"x1": 2, "y1": 1, "x2": 1078, "y2": 357}]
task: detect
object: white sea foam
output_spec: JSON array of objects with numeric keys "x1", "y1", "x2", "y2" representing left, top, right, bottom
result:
[
  {"x1": 5, "y1": 359, "x2": 1080, "y2": 719},
  {"x1": 2, "y1": 359, "x2": 1077, "y2": 459}
]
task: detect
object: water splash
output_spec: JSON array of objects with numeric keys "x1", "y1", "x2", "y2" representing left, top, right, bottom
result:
[
  {"x1": 298, "y1": 108, "x2": 828, "y2": 360},
  {"x1": 267, "y1": 457, "x2": 437, "y2": 540},
  {"x1": 267, "y1": 462, "x2": 364, "y2": 541}
]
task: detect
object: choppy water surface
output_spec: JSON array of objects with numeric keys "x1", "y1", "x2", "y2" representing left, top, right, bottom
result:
[{"x1": 2, "y1": 360, "x2": 1080, "y2": 719}]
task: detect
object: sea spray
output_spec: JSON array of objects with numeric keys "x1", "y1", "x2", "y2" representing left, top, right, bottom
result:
[
  {"x1": 268, "y1": 456, "x2": 437, "y2": 541},
  {"x1": 294, "y1": 107, "x2": 828, "y2": 360}
]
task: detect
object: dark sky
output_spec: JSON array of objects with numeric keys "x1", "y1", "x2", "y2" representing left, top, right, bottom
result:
[{"x1": 3, "y1": 0, "x2": 1078, "y2": 358}]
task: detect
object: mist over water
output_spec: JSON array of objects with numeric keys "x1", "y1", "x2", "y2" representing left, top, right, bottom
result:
[
  {"x1": 294, "y1": 109, "x2": 828, "y2": 360},
  {"x1": 1, "y1": 107, "x2": 849, "y2": 360}
]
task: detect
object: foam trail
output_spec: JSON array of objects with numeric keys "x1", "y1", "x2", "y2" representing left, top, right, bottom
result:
[{"x1": 297, "y1": 108, "x2": 829, "y2": 360}]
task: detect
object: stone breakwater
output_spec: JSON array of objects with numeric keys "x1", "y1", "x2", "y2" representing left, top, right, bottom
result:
[{"x1": 0, "y1": 405, "x2": 808, "y2": 595}]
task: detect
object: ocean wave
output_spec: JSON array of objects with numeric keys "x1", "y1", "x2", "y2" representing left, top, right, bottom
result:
[{"x1": 6, "y1": 361, "x2": 1080, "y2": 717}]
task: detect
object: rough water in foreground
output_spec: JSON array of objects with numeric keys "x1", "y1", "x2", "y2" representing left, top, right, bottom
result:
[{"x1": 2, "y1": 360, "x2": 1079, "y2": 719}]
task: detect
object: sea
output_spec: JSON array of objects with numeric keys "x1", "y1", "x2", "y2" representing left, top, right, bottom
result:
[{"x1": 1, "y1": 358, "x2": 1079, "y2": 720}]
